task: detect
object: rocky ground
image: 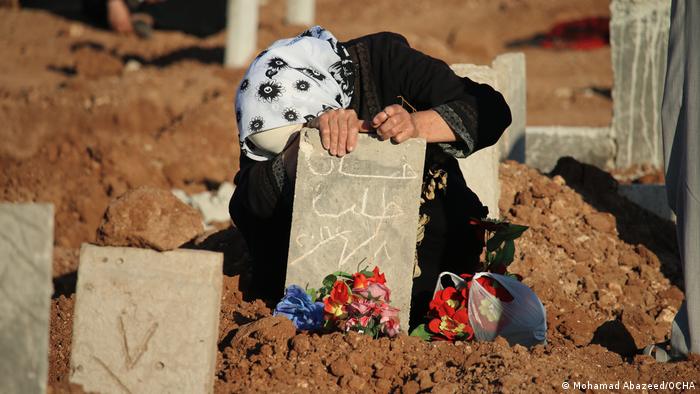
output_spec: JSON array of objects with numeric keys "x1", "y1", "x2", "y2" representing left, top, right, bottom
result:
[{"x1": 2, "y1": 1, "x2": 698, "y2": 393}]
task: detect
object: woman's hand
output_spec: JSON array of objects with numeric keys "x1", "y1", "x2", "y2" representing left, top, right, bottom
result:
[
  {"x1": 371, "y1": 104, "x2": 420, "y2": 144},
  {"x1": 310, "y1": 109, "x2": 368, "y2": 157}
]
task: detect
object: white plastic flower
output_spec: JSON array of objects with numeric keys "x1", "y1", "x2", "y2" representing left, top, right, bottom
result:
[{"x1": 478, "y1": 298, "x2": 502, "y2": 322}]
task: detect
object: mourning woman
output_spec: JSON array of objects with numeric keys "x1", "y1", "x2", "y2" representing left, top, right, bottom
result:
[{"x1": 230, "y1": 26, "x2": 511, "y2": 326}]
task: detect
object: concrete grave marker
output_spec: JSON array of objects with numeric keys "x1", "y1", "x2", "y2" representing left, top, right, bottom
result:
[
  {"x1": 525, "y1": 126, "x2": 616, "y2": 172},
  {"x1": 450, "y1": 63, "x2": 502, "y2": 218},
  {"x1": 449, "y1": 53, "x2": 526, "y2": 217},
  {"x1": 493, "y1": 53, "x2": 527, "y2": 163},
  {"x1": 0, "y1": 203, "x2": 54, "y2": 394},
  {"x1": 286, "y1": 128, "x2": 426, "y2": 327},
  {"x1": 70, "y1": 244, "x2": 223, "y2": 394},
  {"x1": 610, "y1": 0, "x2": 671, "y2": 168}
]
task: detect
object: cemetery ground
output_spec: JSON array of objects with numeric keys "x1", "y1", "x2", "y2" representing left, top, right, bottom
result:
[{"x1": 1, "y1": 1, "x2": 699, "y2": 392}]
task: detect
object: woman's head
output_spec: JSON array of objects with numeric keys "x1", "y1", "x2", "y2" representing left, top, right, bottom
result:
[{"x1": 235, "y1": 26, "x2": 355, "y2": 160}]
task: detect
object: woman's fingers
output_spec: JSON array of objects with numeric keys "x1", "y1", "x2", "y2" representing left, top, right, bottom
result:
[
  {"x1": 316, "y1": 109, "x2": 364, "y2": 156},
  {"x1": 329, "y1": 112, "x2": 340, "y2": 155},
  {"x1": 375, "y1": 105, "x2": 414, "y2": 141},
  {"x1": 319, "y1": 113, "x2": 331, "y2": 150},
  {"x1": 336, "y1": 112, "x2": 349, "y2": 156},
  {"x1": 372, "y1": 110, "x2": 389, "y2": 128}
]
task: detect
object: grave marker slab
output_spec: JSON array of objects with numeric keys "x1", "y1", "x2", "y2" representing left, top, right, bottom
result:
[
  {"x1": 611, "y1": 0, "x2": 671, "y2": 167},
  {"x1": 286, "y1": 128, "x2": 426, "y2": 328},
  {"x1": 493, "y1": 53, "x2": 526, "y2": 163},
  {"x1": 451, "y1": 63, "x2": 501, "y2": 218},
  {"x1": 526, "y1": 126, "x2": 616, "y2": 172},
  {"x1": 70, "y1": 244, "x2": 223, "y2": 394},
  {"x1": 0, "y1": 203, "x2": 54, "y2": 394}
]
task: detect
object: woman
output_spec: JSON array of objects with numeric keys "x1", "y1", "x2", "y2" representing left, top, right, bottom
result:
[{"x1": 230, "y1": 26, "x2": 511, "y2": 326}]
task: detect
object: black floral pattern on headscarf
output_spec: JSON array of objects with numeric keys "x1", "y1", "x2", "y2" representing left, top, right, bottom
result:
[
  {"x1": 240, "y1": 79, "x2": 249, "y2": 92},
  {"x1": 249, "y1": 116, "x2": 264, "y2": 132},
  {"x1": 329, "y1": 59, "x2": 354, "y2": 96},
  {"x1": 256, "y1": 80, "x2": 285, "y2": 103},
  {"x1": 297, "y1": 67, "x2": 326, "y2": 81},
  {"x1": 283, "y1": 108, "x2": 300, "y2": 122},
  {"x1": 294, "y1": 79, "x2": 311, "y2": 92},
  {"x1": 268, "y1": 57, "x2": 288, "y2": 70}
]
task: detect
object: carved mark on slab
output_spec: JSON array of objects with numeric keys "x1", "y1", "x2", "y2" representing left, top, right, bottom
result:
[
  {"x1": 93, "y1": 356, "x2": 133, "y2": 394},
  {"x1": 119, "y1": 316, "x2": 159, "y2": 370}
]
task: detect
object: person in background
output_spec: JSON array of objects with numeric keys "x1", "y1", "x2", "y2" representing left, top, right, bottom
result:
[
  {"x1": 658, "y1": 0, "x2": 699, "y2": 360},
  {"x1": 82, "y1": 0, "x2": 226, "y2": 37},
  {"x1": 229, "y1": 26, "x2": 511, "y2": 327}
]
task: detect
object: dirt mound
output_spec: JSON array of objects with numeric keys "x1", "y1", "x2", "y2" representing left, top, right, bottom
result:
[{"x1": 207, "y1": 161, "x2": 698, "y2": 393}]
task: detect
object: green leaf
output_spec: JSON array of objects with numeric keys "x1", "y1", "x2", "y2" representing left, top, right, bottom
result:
[
  {"x1": 501, "y1": 239, "x2": 516, "y2": 266},
  {"x1": 486, "y1": 232, "x2": 506, "y2": 252},
  {"x1": 332, "y1": 271, "x2": 352, "y2": 279},
  {"x1": 306, "y1": 287, "x2": 317, "y2": 301},
  {"x1": 410, "y1": 324, "x2": 432, "y2": 341},
  {"x1": 360, "y1": 269, "x2": 373, "y2": 278},
  {"x1": 501, "y1": 224, "x2": 529, "y2": 240},
  {"x1": 322, "y1": 274, "x2": 337, "y2": 289},
  {"x1": 485, "y1": 251, "x2": 496, "y2": 264}
]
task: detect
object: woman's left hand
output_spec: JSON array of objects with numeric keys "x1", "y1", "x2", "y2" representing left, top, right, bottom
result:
[{"x1": 371, "y1": 104, "x2": 419, "y2": 143}]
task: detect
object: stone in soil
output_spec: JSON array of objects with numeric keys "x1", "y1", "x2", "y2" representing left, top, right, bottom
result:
[{"x1": 96, "y1": 186, "x2": 203, "y2": 251}]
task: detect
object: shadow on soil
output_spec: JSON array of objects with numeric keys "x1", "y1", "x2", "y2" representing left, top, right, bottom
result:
[{"x1": 550, "y1": 157, "x2": 682, "y2": 288}]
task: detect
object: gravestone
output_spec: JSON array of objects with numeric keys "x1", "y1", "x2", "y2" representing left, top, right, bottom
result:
[
  {"x1": 0, "y1": 204, "x2": 54, "y2": 394},
  {"x1": 493, "y1": 53, "x2": 527, "y2": 163},
  {"x1": 70, "y1": 244, "x2": 223, "y2": 394},
  {"x1": 526, "y1": 126, "x2": 616, "y2": 172},
  {"x1": 286, "y1": 0, "x2": 315, "y2": 26},
  {"x1": 224, "y1": 0, "x2": 258, "y2": 68},
  {"x1": 450, "y1": 63, "x2": 502, "y2": 218},
  {"x1": 286, "y1": 128, "x2": 426, "y2": 328},
  {"x1": 610, "y1": 0, "x2": 671, "y2": 168}
]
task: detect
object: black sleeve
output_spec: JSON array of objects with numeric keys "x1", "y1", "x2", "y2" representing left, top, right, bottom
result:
[
  {"x1": 357, "y1": 32, "x2": 512, "y2": 157},
  {"x1": 232, "y1": 155, "x2": 289, "y2": 219}
]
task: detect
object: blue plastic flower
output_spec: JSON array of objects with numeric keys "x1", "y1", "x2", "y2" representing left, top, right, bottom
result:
[{"x1": 273, "y1": 285, "x2": 324, "y2": 331}]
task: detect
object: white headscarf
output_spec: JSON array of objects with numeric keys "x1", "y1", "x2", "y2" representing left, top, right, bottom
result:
[{"x1": 235, "y1": 26, "x2": 355, "y2": 161}]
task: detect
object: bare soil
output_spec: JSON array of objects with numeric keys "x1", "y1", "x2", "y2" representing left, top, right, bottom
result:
[{"x1": 2, "y1": 1, "x2": 698, "y2": 393}]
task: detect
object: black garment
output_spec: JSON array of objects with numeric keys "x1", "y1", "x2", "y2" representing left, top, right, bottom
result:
[{"x1": 230, "y1": 32, "x2": 511, "y2": 327}]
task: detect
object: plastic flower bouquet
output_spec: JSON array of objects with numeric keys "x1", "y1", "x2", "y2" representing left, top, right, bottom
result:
[
  {"x1": 411, "y1": 219, "x2": 535, "y2": 343},
  {"x1": 274, "y1": 266, "x2": 400, "y2": 338}
]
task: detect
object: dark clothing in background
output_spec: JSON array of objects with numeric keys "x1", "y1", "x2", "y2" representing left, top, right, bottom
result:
[
  {"x1": 230, "y1": 32, "x2": 511, "y2": 327},
  {"x1": 82, "y1": 0, "x2": 227, "y2": 37}
]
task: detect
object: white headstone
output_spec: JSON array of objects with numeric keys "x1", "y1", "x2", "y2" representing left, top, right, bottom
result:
[
  {"x1": 286, "y1": 128, "x2": 426, "y2": 328},
  {"x1": 285, "y1": 0, "x2": 315, "y2": 26},
  {"x1": 610, "y1": 0, "x2": 671, "y2": 168},
  {"x1": 70, "y1": 244, "x2": 223, "y2": 394},
  {"x1": 525, "y1": 126, "x2": 616, "y2": 172},
  {"x1": 493, "y1": 53, "x2": 526, "y2": 163},
  {"x1": 450, "y1": 63, "x2": 502, "y2": 218},
  {"x1": 225, "y1": 0, "x2": 259, "y2": 68},
  {"x1": 0, "y1": 204, "x2": 54, "y2": 394}
]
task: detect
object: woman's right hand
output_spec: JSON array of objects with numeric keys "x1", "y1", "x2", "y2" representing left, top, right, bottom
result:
[{"x1": 309, "y1": 109, "x2": 369, "y2": 157}]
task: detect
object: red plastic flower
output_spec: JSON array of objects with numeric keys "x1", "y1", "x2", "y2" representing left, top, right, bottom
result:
[
  {"x1": 352, "y1": 272, "x2": 369, "y2": 289},
  {"x1": 427, "y1": 307, "x2": 473, "y2": 341},
  {"x1": 369, "y1": 266, "x2": 386, "y2": 285},
  {"x1": 429, "y1": 287, "x2": 467, "y2": 318},
  {"x1": 324, "y1": 280, "x2": 352, "y2": 318},
  {"x1": 330, "y1": 280, "x2": 351, "y2": 304}
]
